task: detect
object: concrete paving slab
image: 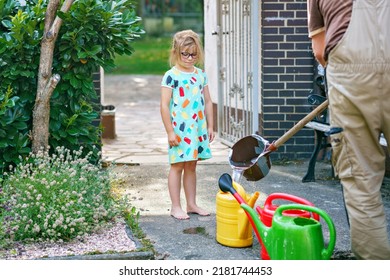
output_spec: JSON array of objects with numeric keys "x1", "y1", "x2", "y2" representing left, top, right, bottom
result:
[
  {"x1": 102, "y1": 75, "x2": 390, "y2": 260},
  {"x1": 112, "y1": 161, "x2": 390, "y2": 260}
]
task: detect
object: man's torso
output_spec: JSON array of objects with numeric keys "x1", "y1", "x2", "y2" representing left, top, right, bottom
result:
[{"x1": 307, "y1": 0, "x2": 352, "y2": 60}]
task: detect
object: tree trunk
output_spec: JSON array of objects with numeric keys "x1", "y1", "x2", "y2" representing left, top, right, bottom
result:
[{"x1": 31, "y1": 0, "x2": 74, "y2": 154}]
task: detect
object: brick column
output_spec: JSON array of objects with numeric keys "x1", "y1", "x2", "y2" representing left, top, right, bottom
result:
[{"x1": 261, "y1": 0, "x2": 314, "y2": 160}]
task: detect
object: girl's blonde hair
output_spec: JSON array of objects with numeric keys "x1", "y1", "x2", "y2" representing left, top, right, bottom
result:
[{"x1": 169, "y1": 29, "x2": 204, "y2": 67}]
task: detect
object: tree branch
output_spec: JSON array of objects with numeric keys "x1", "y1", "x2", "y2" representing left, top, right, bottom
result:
[
  {"x1": 32, "y1": 0, "x2": 74, "y2": 153},
  {"x1": 49, "y1": 0, "x2": 75, "y2": 40},
  {"x1": 39, "y1": 74, "x2": 61, "y2": 101},
  {"x1": 44, "y1": 0, "x2": 60, "y2": 36}
]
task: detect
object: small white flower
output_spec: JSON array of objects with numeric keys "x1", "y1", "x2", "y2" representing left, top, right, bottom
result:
[{"x1": 33, "y1": 224, "x2": 40, "y2": 233}]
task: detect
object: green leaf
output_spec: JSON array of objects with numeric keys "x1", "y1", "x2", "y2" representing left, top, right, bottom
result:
[
  {"x1": 1, "y1": 19, "x2": 12, "y2": 29},
  {"x1": 49, "y1": 119, "x2": 62, "y2": 131},
  {"x1": 89, "y1": 45, "x2": 102, "y2": 55},
  {"x1": 11, "y1": 121, "x2": 28, "y2": 130},
  {"x1": 70, "y1": 76, "x2": 81, "y2": 88},
  {"x1": 0, "y1": 139, "x2": 8, "y2": 148},
  {"x1": 66, "y1": 127, "x2": 80, "y2": 136}
]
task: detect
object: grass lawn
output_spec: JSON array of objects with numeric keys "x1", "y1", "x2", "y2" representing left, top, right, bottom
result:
[{"x1": 108, "y1": 36, "x2": 171, "y2": 75}]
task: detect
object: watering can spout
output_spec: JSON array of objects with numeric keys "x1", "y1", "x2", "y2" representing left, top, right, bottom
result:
[
  {"x1": 235, "y1": 182, "x2": 260, "y2": 238},
  {"x1": 240, "y1": 203, "x2": 269, "y2": 246},
  {"x1": 247, "y1": 191, "x2": 259, "y2": 208},
  {"x1": 238, "y1": 193, "x2": 259, "y2": 237}
]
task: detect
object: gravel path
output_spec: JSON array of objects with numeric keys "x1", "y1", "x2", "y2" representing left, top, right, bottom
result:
[{"x1": 1, "y1": 220, "x2": 136, "y2": 260}]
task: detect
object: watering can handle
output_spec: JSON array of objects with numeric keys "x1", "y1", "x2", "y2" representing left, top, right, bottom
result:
[
  {"x1": 271, "y1": 99, "x2": 329, "y2": 150},
  {"x1": 276, "y1": 204, "x2": 336, "y2": 260},
  {"x1": 264, "y1": 193, "x2": 320, "y2": 221}
]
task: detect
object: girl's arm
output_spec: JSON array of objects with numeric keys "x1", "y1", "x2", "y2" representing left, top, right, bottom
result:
[
  {"x1": 160, "y1": 86, "x2": 179, "y2": 147},
  {"x1": 203, "y1": 85, "x2": 215, "y2": 143}
]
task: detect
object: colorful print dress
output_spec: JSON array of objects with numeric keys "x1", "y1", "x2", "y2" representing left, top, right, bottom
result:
[{"x1": 161, "y1": 66, "x2": 212, "y2": 164}]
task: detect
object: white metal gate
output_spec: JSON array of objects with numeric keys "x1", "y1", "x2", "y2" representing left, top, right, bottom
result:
[{"x1": 217, "y1": 0, "x2": 259, "y2": 146}]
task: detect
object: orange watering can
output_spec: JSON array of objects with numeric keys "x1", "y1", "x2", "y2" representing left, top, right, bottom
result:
[{"x1": 241, "y1": 203, "x2": 336, "y2": 260}]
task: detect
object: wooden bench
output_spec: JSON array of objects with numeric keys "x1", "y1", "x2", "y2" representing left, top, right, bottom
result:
[{"x1": 303, "y1": 120, "x2": 388, "y2": 182}]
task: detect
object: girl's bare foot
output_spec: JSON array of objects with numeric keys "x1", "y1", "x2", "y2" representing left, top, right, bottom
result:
[
  {"x1": 187, "y1": 205, "x2": 210, "y2": 216},
  {"x1": 170, "y1": 207, "x2": 190, "y2": 220}
]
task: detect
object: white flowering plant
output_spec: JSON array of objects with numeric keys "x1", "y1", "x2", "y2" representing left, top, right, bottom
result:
[{"x1": 0, "y1": 147, "x2": 123, "y2": 244}]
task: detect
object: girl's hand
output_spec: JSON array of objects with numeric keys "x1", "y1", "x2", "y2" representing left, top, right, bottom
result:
[
  {"x1": 208, "y1": 128, "x2": 215, "y2": 143},
  {"x1": 168, "y1": 131, "x2": 179, "y2": 147}
]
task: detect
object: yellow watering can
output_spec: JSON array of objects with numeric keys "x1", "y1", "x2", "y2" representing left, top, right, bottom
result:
[{"x1": 216, "y1": 173, "x2": 260, "y2": 247}]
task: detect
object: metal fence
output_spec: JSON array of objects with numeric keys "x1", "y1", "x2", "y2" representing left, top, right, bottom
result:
[{"x1": 217, "y1": 0, "x2": 259, "y2": 146}]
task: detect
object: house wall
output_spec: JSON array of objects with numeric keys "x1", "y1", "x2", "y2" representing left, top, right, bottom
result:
[
  {"x1": 204, "y1": 0, "x2": 316, "y2": 160},
  {"x1": 204, "y1": 0, "x2": 220, "y2": 137},
  {"x1": 204, "y1": 0, "x2": 219, "y2": 107},
  {"x1": 261, "y1": 0, "x2": 315, "y2": 160}
]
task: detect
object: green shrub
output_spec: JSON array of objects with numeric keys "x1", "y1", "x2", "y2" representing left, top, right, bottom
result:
[
  {"x1": 0, "y1": 146, "x2": 121, "y2": 243},
  {"x1": 0, "y1": 0, "x2": 144, "y2": 171}
]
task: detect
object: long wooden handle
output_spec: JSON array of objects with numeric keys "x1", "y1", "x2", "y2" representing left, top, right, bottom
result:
[{"x1": 273, "y1": 99, "x2": 329, "y2": 149}]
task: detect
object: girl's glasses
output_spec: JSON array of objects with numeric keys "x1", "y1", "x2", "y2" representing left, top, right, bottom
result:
[{"x1": 181, "y1": 52, "x2": 197, "y2": 59}]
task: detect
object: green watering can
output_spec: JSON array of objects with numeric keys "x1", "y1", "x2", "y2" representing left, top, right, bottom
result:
[{"x1": 241, "y1": 203, "x2": 336, "y2": 260}]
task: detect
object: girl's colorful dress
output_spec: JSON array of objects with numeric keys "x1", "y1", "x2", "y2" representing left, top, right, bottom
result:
[{"x1": 161, "y1": 66, "x2": 212, "y2": 164}]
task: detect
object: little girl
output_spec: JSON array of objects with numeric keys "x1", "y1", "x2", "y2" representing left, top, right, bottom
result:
[{"x1": 160, "y1": 30, "x2": 215, "y2": 220}]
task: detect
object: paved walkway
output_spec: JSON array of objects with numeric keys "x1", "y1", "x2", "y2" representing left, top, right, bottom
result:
[
  {"x1": 100, "y1": 75, "x2": 389, "y2": 260},
  {"x1": 101, "y1": 74, "x2": 230, "y2": 165}
]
